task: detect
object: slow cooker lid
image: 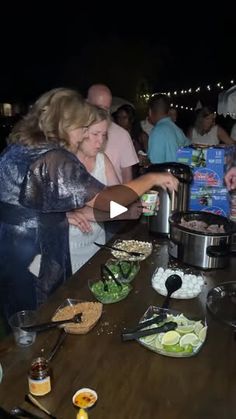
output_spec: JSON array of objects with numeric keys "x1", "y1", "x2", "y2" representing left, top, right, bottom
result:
[{"x1": 147, "y1": 162, "x2": 192, "y2": 182}]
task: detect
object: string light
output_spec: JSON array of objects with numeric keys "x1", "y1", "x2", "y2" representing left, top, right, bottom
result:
[
  {"x1": 138, "y1": 79, "x2": 235, "y2": 112},
  {"x1": 139, "y1": 79, "x2": 235, "y2": 102},
  {"x1": 170, "y1": 103, "x2": 194, "y2": 111}
]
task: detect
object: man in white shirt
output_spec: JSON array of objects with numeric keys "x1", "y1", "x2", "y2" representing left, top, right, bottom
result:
[{"x1": 87, "y1": 84, "x2": 139, "y2": 182}]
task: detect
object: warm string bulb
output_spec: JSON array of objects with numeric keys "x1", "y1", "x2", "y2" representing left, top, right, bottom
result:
[{"x1": 139, "y1": 79, "x2": 235, "y2": 102}]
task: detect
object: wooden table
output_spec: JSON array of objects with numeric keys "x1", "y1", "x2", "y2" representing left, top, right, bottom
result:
[{"x1": 0, "y1": 221, "x2": 236, "y2": 419}]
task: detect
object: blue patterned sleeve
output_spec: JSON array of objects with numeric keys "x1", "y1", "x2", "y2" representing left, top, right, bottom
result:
[{"x1": 19, "y1": 148, "x2": 105, "y2": 212}]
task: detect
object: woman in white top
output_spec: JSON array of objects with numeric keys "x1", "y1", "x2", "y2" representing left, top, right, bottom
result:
[
  {"x1": 188, "y1": 106, "x2": 234, "y2": 146},
  {"x1": 67, "y1": 108, "x2": 120, "y2": 273}
]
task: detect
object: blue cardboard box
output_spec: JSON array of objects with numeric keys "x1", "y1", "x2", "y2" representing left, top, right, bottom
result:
[
  {"x1": 176, "y1": 145, "x2": 236, "y2": 187},
  {"x1": 189, "y1": 186, "x2": 230, "y2": 217}
]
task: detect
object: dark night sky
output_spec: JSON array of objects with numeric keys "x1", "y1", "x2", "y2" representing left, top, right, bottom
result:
[{"x1": 0, "y1": 4, "x2": 235, "y2": 103}]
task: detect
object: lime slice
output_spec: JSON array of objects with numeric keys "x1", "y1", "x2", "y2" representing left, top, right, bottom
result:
[
  {"x1": 194, "y1": 321, "x2": 204, "y2": 337},
  {"x1": 166, "y1": 314, "x2": 175, "y2": 322},
  {"x1": 198, "y1": 326, "x2": 207, "y2": 342},
  {"x1": 179, "y1": 333, "x2": 200, "y2": 348},
  {"x1": 176, "y1": 325, "x2": 195, "y2": 334},
  {"x1": 163, "y1": 343, "x2": 184, "y2": 353},
  {"x1": 154, "y1": 335, "x2": 163, "y2": 349},
  {"x1": 157, "y1": 332, "x2": 165, "y2": 344},
  {"x1": 183, "y1": 344, "x2": 194, "y2": 353},
  {"x1": 140, "y1": 333, "x2": 157, "y2": 345},
  {"x1": 175, "y1": 314, "x2": 189, "y2": 325},
  {"x1": 161, "y1": 331, "x2": 180, "y2": 346}
]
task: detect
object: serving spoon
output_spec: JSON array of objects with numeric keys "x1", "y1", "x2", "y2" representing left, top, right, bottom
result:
[
  {"x1": 162, "y1": 274, "x2": 182, "y2": 309},
  {"x1": 21, "y1": 313, "x2": 82, "y2": 333}
]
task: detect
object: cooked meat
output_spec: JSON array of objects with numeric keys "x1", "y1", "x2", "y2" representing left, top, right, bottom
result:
[
  {"x1": 180, "y1": 217, "x2": 225, "y2": 233},
  {"x1": 207, "y1": 224, "x2": 225, "y2": 233}
]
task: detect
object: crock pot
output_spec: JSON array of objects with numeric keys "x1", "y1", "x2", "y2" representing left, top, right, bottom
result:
[{"x1": 168, "y1": 211, "x2": 236, "y2": 269}]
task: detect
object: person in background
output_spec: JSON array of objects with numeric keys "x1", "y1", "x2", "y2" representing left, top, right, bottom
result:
[
  {"x1": 0, "y1": 87, "x2": 178, "y2": 323},
  {"x1": 141, "y1": 113, "x2": 154, "y2": 136},
  {"x1": 169, "y1": 107, "x2": 178, "y2": 123},
  {"x1": 188, "y1": 106, "x2": 234, "y2": 146},
  {"x1": 114, "y1": 104, "x2": 148, "y2": 154},
  {"x1": 148, "y1": 94, "x2": 190, "y2": 164},
  {"x1": 67, "y1": 108, "x2": 120, "y2": 272},
  {"x1": 87, "y1": 84, "x2": 139, "y2": 183},
  {"x1": 230, "y1": 122, "x2": 236, "y2": 141},
  {"x1": 225, "y1": 166, "x2": 236, "y2": 190}
]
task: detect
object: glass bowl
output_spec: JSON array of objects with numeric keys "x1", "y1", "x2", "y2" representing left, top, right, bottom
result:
[
  {"x1": 137, "y1": 306, "x2": 207, "y2": 358},
  {"x1": 52, "y1": 298, "x2": 103, "y2": 334},
  {"x1": 111, "y1": 239, "x2": 153, "y2": 261},
  {"x1": 88, "y1": 278, "x2": 132, "y2": 304},
  {"x1": 105, "y1": 258, "x2": 140, "y2": 284},
  {"x1": 151, "y1": 267, "x2": 204, "y2": 299},
  {"x1": 207, "y1": 281, "x2": 236, "y2": 328}
]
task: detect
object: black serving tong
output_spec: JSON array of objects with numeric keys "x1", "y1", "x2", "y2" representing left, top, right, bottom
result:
[
  {"x1": 121, "y1": 273, "x2": 182, "y2": 339},
  {"x1": 100, "y1": 264, "x2": 108, "y2": 291},
  {"x1": 123, "y1": 312, "x2": 167, "y2": 334},
  {"x1": 21, "y1": 313, "x2": 82, "y2": 333},
  {"x1": 122, "y1": 321, "x2": 177, "y2": 341},
  {"x1": 118, "y1": 261, "x2": 133, "y2": 280},
  {"x1": 46, "y1": 329, "x2": 67, "y2": 363},
  {"x1": 100, "y1": 263, "x2": 122, "y2": 290},
  {"x1": 0, "y1": 407, "x2": 21, "y2": 418},
  {"x1": 94, "y1": 242, "x2": 145, "y2": 258},
  {"x1": 10, "y1": 406, "x2": 42, "y2": 419},
  {"x1": 102, "y1": 264, "x2": 122, "y2": 288}
]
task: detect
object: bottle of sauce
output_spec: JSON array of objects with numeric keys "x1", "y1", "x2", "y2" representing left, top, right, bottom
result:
[{"x1": 28, "y1": 356, "x2": 51, "y2": 396}]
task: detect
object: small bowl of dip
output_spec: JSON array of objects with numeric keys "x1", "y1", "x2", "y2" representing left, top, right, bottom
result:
[{"x1": 72, "y1": 388, "x2": 98, "y2": 409}]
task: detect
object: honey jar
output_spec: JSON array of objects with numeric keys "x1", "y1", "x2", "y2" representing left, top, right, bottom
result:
[{"x1": 28, "y1": 356, "x2": 51, "y2": 396}]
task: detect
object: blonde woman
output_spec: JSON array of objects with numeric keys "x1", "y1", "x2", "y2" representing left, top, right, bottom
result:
[
  {"x1": 67, "y1": 108, "x2": 120, "y2": 272},
  {"x1": 0, "y1": 87, "x2": 178, "y2": 323}
]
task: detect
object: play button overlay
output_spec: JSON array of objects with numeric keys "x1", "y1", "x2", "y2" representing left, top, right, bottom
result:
[
  {"x1": 110, "y1": 201, "x2": 127, "y2": 218},
  {"x1": 93, "y1": 185, "x2": 141, "y2": 234}
]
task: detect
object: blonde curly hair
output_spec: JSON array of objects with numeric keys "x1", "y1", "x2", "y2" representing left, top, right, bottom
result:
[{"x1": 9, "y1": 88, "x2": 99, "y2": 148}]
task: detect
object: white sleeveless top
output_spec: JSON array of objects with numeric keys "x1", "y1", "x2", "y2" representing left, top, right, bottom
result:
[
  {"x1": 69, "y1": 153, "x2": 107, "y2": 273},
  {"x1": 191, "y1": 125, "x2": 219, "y2": 146}
]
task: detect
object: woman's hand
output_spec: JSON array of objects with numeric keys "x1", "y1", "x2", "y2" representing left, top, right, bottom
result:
[
  {"x1": 152, "y1": 172, "x2": 179, "y2": 192},
  {"x1": 66, "y1": 210, "x2": 92, "y2": 233},
  {"x1": 125, "y1": 201, "x2": 143, "y2": 220},
  {"x1": 225, "y1": 167, "x2": 236, "y2": 190}
]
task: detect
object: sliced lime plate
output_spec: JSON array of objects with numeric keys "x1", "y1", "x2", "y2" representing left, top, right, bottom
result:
[{"x1": 137, "y1": 307, "x2": 207, "y2": 358}]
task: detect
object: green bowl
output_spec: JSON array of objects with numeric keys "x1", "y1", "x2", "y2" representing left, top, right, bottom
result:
[
  {"x1": 88, "y1": 278, "x2": 132, "y2": 304},
  {"x1": 105, "y1": 259, "x2": 140, "y2": 284}
]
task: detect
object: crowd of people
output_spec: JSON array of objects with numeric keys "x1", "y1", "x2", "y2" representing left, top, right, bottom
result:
[
  {"x1": 0, "y1": 86, "x2": 178, "y2": 329},
  {"x1": 0, "y1": 84, "x2": 235, "y2": 332}
]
